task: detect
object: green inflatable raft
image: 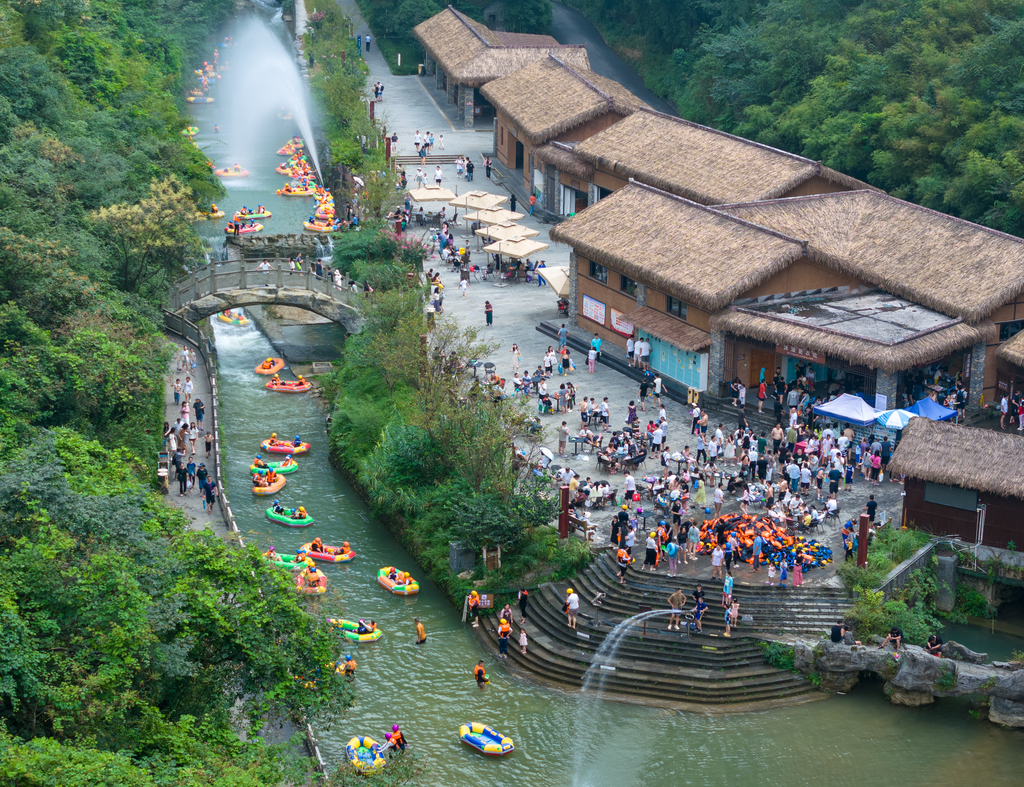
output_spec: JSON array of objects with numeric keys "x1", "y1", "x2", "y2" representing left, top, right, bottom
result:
[
  {"x1": 265, "y1": 508, "x2": 315, "y2": 527},
  {"x1": 250, "y1": 460, "x2": 298, "y2": 474}
]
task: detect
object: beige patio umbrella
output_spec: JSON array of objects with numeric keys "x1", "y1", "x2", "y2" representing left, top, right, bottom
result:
[
  {"x1": 541, "y1": 266, "x2": 570, "y2": 298},
  {"x1": 465, "y1": 207, "x2": 525, "y2": 225},
  {"x1": 483, "y1": 237, "x2": 550, "y2": 258},
  {"x1": 474, "y1": 220, "x2": 540, "y2": 241},
  {"x1": 407, "y1": 185, "x2": 456, "y2": 202},
  {"x1": 449, "y1": 189, "x2": 507, "y2": 210}
]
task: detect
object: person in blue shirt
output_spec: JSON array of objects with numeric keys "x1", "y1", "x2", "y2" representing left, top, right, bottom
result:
[{"x1": 751, "y1": 533, "x2": 764, "y2": 573}]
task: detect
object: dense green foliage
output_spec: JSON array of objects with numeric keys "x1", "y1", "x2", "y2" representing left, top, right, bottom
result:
[
  {"x1": 567, "y1": 0, "x2": 1024, "y2": 235},
  {"x1": 837, "y1": 526, "x2": 930, "y2": 590},
  {"x1": 324, "y1": 274, "x2": 588, "y2": 604},
  {"x1": 1, "y1": 2, "x2": 353, "y2": 784},
  {"x1": 759, "y1": 641, "x2": 796, "y2": 671},
  {"x1": 847, "y1": 583, "x2": 941, "y2": 645},
  {"x1": 354, "y1": 0, "x2": 553, "y2": 77}
]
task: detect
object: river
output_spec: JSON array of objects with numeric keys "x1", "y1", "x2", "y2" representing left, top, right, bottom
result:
[{"x1": 199, "y1": 5, "x2": 1024, "y2": 785}]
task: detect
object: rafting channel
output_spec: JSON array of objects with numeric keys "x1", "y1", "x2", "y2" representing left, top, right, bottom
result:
[{"x1": 196, "y1": 4, "x2": 1024, "y2": 784}]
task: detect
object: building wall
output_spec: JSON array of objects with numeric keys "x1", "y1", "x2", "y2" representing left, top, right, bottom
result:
[
  {"x1": 740, "y1": 258, "x2": 865, "y2": 299},
  {"x1": 644, "y1": 286, "x2": 712, "y2": 331},
  {"x1": 576, "y1": 255, "x2": 640, "y2": 349},
  {"x1": 551, "y1": 112, "x2": 624, "y2": 144},
  {"x1": 494, "y1": 116, "x2": 518, "y2": 169},
  {"x1": 904, "y1": 477, "x2": 1022, "y2": 550},
  {"x1": 593, "y1": 167, "x2": 629, "y2": 193},
  {"x1": 986, "y1": 296, "x2": 1024, "y2": 401}
]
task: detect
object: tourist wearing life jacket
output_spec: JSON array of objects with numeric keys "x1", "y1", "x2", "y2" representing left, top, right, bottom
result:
[
  {"x1": 468, "y1": 590, "x2": 480, "y2": 627},
  {"x1": 290, "y1": 506, "x2": 306, "y2": 519},
  {"x1": 390, "y1": 725, "x2": 407, "y2": 751},
  {"x1": 388, "y1": 567, "x2": 399, "y2": 582},
  {"x1": 268, "y1": 432, "x2": 278, "y2": 445},
  {"x1": 280, "y1": 454, "x2": 295, "y2": 468},
  {"x1": 616, "y1": 548, "x2": 631, "y2": 584},
  {"x1": 474, "y1": 660, "x2": 488, "y2": 686},
  {"x1": 266, "y1": 468, "x2": 277, "y2": 483},
  {"x1": 262, "y1": 358, "x2": 273, "y2": 369},
  {"x1": 272, "y1": 499, "x2": 285, "y2": 514},
  {"x1": 343, "y1": 654, "x2": 356, "y2": 678},
  {"x1": 292, "y1": 435, "x2": 302, "y2": 447},
  {"x1": 497, "y1": 618, "x2": 512, "y2": 658},
  {"x1": 310, "y1": 537, "x2": 324, "y2": 552},
  {"x1": 263, "y1": 545, "x2": 276, "y2": 559},
  {"x1": 253, "y1": 454, "x2": 267, "y2": 468},
  {"x1": 357, "y1": 619, "x2": 370, "y2": 634}
]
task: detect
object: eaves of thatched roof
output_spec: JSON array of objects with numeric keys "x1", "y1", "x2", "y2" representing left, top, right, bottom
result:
[
  {"x1": 889, "y1": 418, "x2": 1024, "y2": 500},
  {"x1": 534, "y1": 142, "x2": 594, "y2": 181}
]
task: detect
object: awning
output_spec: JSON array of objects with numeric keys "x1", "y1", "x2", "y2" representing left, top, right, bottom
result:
[
  {"x1": 542, "y1": 266, "x2": 570, "y2": 298},
  {"x1": 620, "y1": 307, "x2": 710, "y2": 352},
  {"x1": 907, "y1": 397, "x2": 957, "y2": 421}
]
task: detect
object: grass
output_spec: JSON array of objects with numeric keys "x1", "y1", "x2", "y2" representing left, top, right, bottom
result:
[{"x1": 376, "y1": 38, "x2": 422, "y2": 76}]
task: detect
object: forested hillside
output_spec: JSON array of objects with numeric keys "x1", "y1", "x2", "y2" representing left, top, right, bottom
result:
[
  {"x1": 0, "y1": 3, "x2": 351, "y2": 783},
  {"x1": 565, "y1": 0, "x2": 1024, "y2": 235}
]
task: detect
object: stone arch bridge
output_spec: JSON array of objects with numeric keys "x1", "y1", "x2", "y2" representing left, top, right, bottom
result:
[{"x1": 170, "y1": 260, "x2": 363, "y2": 333}]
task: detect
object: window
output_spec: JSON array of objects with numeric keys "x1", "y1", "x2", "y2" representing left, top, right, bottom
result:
[
  {"x1": 620, "y1": 274, "x2": 637, "y2": 297},
  {"x1": 666, "y1": 296, "x2": 687, "y2": 320},
  {"x1": 589, "y1": 261, "x2": 607, "y2": 284},
  {"x1": 924, "y1": 482, "x2": 977, "y2": 511},
  {"x1": 500, "y1": 125, "x2": 504, "y2": 145},
  {"x1": 999, "y1": 320, "x2": 1024, "y2": 342}
]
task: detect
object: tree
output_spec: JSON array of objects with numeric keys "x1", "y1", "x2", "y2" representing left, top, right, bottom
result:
[
  {"x1": 503, "y1": 0, "x2": 553, "y2": 34},
  {"x1": 91, "y1": 177, "x2": 203, "y2": 295}
]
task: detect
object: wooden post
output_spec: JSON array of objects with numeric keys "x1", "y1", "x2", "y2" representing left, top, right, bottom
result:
[
  {"x1": 638, "y1": 604, "x2": 652, "y2": 636},
  {"x1": 558, "y1": 485, "x2": 569, "y2": 539},
  {"x1": 857, "y1": 513, "x2": 870, "y2": 568},
  {"x1": 277, "y1": 263, "x2": 283, "y2": 288}
]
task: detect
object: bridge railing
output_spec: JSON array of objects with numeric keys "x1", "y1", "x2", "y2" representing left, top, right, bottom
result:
[{"x1": 171, "y1": 260, "x2": 357, "y2": 310}]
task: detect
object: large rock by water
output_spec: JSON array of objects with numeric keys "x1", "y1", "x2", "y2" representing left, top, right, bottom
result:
[
  {"x1": 228, "y1": 233, "x2": 327, "y2": 259},
  {"x1": 793, "y1": 639, "x2": 1024, "y2": 726}
]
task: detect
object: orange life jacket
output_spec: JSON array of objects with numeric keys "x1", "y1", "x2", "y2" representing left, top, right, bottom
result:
[
  {"x1": 474, "y1": 665, "x2": 486, "y2": 680},
  {"x1": 617, "y1": 549, "x2": 630, "y2": 565},
  {"x1": 499, "y1": 622, "x2": 511, "y2": 636}
]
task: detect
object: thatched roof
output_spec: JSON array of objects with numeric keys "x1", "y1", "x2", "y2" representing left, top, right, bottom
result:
[
  {"x1": 414, "y1": 7, "x2": 589, "y2": 88},
  {"x1": 722, "y1": 191, "x2": 1024, "y2": 323},
  {"x1": 550, "y1": 181, "x2": 807, "y2": 312},
  {"x1": 534, "y1": 142, "x2": 594, "y2": 181},
  {"x1": 889, "y1": 418, "x2": 1024, "y2": 500},
  {"x1": 480, "y1": 55, "x2": 646, "y2": 146},
  {"x1": 996, "y1": 330, "x2": 1024, "y2": 368},
  {"x1": 572, "y1": 109, "x2": 877, "y2": 205},
  {"x1": 710, "y1": 309, "x2": 995, "y2": 373},
  {"x1": 620, "y1": 307, "x2": 711, "y2": 351}
]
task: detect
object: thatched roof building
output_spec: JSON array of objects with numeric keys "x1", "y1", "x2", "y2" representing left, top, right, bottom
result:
[
  {"x1": 550, "y1": 181, "x2": 807, "y2": 313},
  {"x1": 889, "y1": 418, "x2": 1024, "y2": 501},
  {"x1": 413, "y1": 6, "x2": 589, "y2": 88},
  {"x1": 535, "y1": 142, "x2": 594, "y2": 181},
  {"x1": 996, "y1": 330, "x2": 1024, "y2": 369},
  {"x1": 480, "y1": 55, "x2": 646, "y2": 146},
  {"x1": 722, "y1": 191, "x2": 1024, "y2": 323},
  {"x1": 619, "y1": 307, "x2": 711, "y2": 351},
  {"x1": 571, "y1": 109, "x2": 876, "y2": 205}
]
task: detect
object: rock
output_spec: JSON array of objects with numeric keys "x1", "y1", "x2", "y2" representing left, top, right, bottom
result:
[
  {"x1": 820, "y1": 671, "x2": 861, "y2": 692},
  {"x1": 457, "y1": 570, "x2": 473, "y2": 580},
  {"x1": 942, "y1": 641, "x2": 988, "y2": 664},
  {"x1": 228, "y1": 233, "x2": 328, "y2": 259},
  {"x1": 992, "y1": 661, "x2": 1024, "y2": 671},
  {"x1": 989, "y1": 696, "x2": 1024, "y2": 727},
  {"x1": 885, "y1": 681, "x2": 935, "y2": 706},
  {"x1": 887, "y1": 648, "x2": 955, "y2": 695},
  {"x1": 472, "y1": 579, "x2": 487, "y2": 587}
]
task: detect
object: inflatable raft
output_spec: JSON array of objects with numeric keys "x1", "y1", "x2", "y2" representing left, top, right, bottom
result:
[
  {"x1": 295, "y1": 569, "x2": 327, "y2": 594},
  {"x1": 251, "y1": 460, "x2": 297, "y2": 475},
  {"x1": 459, "y1": 723, "x2": 514, "y2": 756},
  {"x1": 265, "y1": 552, "x2": 307, "y2": 570},
  {"x1": 218, "y1": 311, "x2": 250, "y2": 326},
  {"x1": 266, "y1": 379, "x2": 311, "y2": 393},
  {"x1": 303, "y1": 221, "x2": 333, "y2": 233},
  {"x1": 329, "y1": 619, "x2": 383, "y2": 642},
  {"x1": 224, "y1": 222, "x2": 262, "y2": 234},
  {"x1": 346, "y1": 736, "x2": 385, "y2": 772},
  {"x1": 261, "y1": 439, "x2": 310, "y2": 455},
  {"x1": 266, "y1": 507, "x2": 313, "y2": 526},
  {"x1": 214, "y1": 168, "x2": 248, "y2": 178},
  {"x1": 301, "y1": 542, "x2": 355, "y2": 563},
  {"x1": 200, "y1": 209, "x2": 225, "y2": 219},
  {"x1": 186, "y1": 96, "x2": 214, "y2": 104},
  {"x1": 252, "y1": 476, "x2": 286, "y2": 495},
  {"x1": 277, "y1": 185, "x2": 315, "y2": 196},
  {"x1": 377, "y1": 567, "x2": 419, "y2": 596},
  {"x1": 255, "y1": 358, "x2": 285, "y2": 375},
  {"x1": 234, "y1": 210, "x2": 272, "y2": 221}
]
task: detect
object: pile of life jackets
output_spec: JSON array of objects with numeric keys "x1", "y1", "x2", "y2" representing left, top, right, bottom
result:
[{"x1": 698, "y1": 513, "x2": 833, "y2": 570}]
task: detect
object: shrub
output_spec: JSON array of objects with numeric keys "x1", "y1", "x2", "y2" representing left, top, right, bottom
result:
[{"x1": 760, "y1": 641, "x2": 796, "y2": 671}]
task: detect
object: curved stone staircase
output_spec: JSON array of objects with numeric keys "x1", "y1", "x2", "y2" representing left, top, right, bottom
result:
[{"x1": 473, "y1": 554, "x2": 853, "y2": 709}]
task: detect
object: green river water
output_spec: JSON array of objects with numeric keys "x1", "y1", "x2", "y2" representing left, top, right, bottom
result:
[{"x1": 201, "y1": 6, "x2": 1024, "y2": 785}]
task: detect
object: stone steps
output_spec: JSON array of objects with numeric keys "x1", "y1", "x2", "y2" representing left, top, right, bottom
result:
[{"x1": 393, "y1": 154, "x2": 464, "y2": 167}]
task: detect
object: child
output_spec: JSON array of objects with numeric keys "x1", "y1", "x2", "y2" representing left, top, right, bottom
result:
[
  {"x1": 174, "y1": 378, "x2": 182, "y2": 405},
  {"x1": 722, "y1": 573, "x2": 734, "y2": 607},
  {"x1": 766, "y1": 562, "x2": 776, "y2": 586},
  {"x1": 779, "y1": 559, "x2": 788, "y2": 588},
  {"x1": 205, "y1": 432, "x2": 213, "y2": 458},
  {"x1": 519, "y1": 626, "x2": 528, "y2": 655},
  {"x1": 725, "y1": 601, "x2": 740, "y2": 637}
]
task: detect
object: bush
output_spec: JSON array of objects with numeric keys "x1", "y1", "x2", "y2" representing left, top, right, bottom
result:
[
  {"x1": 760, "y1": 641, "x2": 796, "y2": 671},
  {"x1": 846, "y1": 588, "x2": 940, "y2": 646}
]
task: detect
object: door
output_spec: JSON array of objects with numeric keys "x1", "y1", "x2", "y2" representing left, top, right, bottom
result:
[
  {"x1": 749, "y1": 349, "x2": 776, "y2": 389},
  {"x1": 515, "y1": 141, "x2": 524, "y2": 170}
]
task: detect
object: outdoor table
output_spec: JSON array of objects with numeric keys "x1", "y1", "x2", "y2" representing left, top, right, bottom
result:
[{"x1": 467, "y1": 360, "x2": 483, "y2": 377}]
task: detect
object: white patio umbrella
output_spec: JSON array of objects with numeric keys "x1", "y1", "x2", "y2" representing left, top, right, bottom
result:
[
  {"x1": 449, "y1": 190, "x2": 507, "y2": 210},
  {"x1": 475, "y1": 221, "x2": 540, "y2": 241},
  {"x1": 465, "y1": 207, "x2": 525, "y2": 225},
  {"x1": 483, "y1": 237, "x2": 550, "y2": 258},
  {"x1": 875, "y1": 409, "x2": 918, "y2": 430},
  {"x1": 407, "y1": 185, "x2": 456, "y2": 202}
]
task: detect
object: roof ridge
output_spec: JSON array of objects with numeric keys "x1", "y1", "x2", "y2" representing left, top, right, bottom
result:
[
  {"x1": 721, "y1": 190, "x2": 1024, "y2": 246},
  {"x1": 629, "y1": 179, "x2": 808, "y2": 251},
  {"x1": 447, "y1": 4, "x2": 493, "y2": 47},
  {"x1": 548, "y1": 54, "x2": 615, "y2": 111},
  {"x1": 635, "y1": 107, "x2": 819, "y2": 169}
]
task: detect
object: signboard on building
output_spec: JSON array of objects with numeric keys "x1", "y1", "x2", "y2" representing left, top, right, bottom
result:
[
  {"x1": 776, "y1": 343, "x2": 821, "y2": 362},
  {"x1": 609, "y1": 308, "x2": 634, "y2": 337},
  {"x1": 582, "y1": 295, "x2": 606, "y2": 325}
]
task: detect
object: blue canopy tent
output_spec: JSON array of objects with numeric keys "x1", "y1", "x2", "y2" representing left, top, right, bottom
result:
[
  {"x1": 813, "y1": 393, "x2": 882, "y2": 426},
  {"x1": 907, "y1": 397, "x2": 957, "y2": 421}
]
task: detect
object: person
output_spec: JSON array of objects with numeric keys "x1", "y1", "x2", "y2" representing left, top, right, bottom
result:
[
  {"x1": 342, "y1": 654, "x2": 357, "y2": 680},
  {"x1": 880, "y1": 627, "x2": 904, "y2": 652},
  {"x1": 693, "y1": 597, "x2": 707, "y2": 632},
  {"x1": 842, "y1": 523, "x2": 856, "y2": 562},
  {"x1": 664, "y1": 535, "x2": 680, "y2": 577},
  {"x1": 667, "y1": 587, "x2": 685, "y2": 631},
  {"x1": 642, "y1": 531, "x2": 658, "y2": 571},
  {"x1": 173, "y1": 378, "x2": 181, "y2": 405},
  {"x1": 724, "y1": 600, "x2": 740, "y2": 637},
  {"x1": 194, "y1": 398, "x2": 205, "y2": 426},
  {"x1": 497, "y1": 618, "x2": 511, "y2": 657},
  {"x1": 711, "y1": 543, "x2": 724, "y2": 580},
  {"x1": 390, "y1": 725, "x2": 407, "y2": 752},
  {"x1": 468, "y1": 590, "x2": 480, "y2": 627},
  {"x1": 365, "y1": 33, "x2": 371, "y2": 51},
  {"x1": 474, "y1": 659, "x2": 489, "y2": 687},
  {"x1": 565, "y1": 587, "x2": 580, "y2": 629},
  {"x1": 357, "y1": 619, "x2": 371, "y2": 635},
  {"x1": 926, "y1": 633, "x2": 944, "y2": 656},
  {"x1": 519, "y1": 625, "x2": 529, "y2": 655},
  {"x1": 830, "y1": 620, "x2": 850, "y2": 643},
  {"x1": 616, "y1": 547, "x2": 631, "y2": 584},
  {"x1": 517, "y1": 588, "x2": 529, "y2": 623},
  {"x1": 485, "y1": 156, "x2": 492, "y2": 179},
  {"x1": 509, "y1": 193, "x2": 517, "y2": 212},
  {"x1": 484, "y1": 300, "x2": 493, "y2": 326},
  {"x1": 864, "y1": 494, "x2": 878, "y2": 523}
]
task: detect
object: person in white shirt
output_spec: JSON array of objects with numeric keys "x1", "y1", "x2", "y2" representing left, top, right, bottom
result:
[
  {"x1": 434, "y1": 166, "x2": 443, "y2": 185},
  {"x1": 565, "y1": 588, "x2": 580, "y2": 629},
  {"x1": 713, "y1": 484, "x2": 725, "y2": 516},
  {"x1": 623, "y1": 472, "x2": 636, "y2": 504},
  {"x1": 626, "y1": 336, "x2": 635, "y2": 366}
]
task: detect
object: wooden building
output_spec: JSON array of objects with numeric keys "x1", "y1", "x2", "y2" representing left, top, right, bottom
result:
[
  {"x1": 414, "y1": 6, "x2": 589, "y2": 128},
  {"x1": 536, "y1": 108, "x2": 875, "y2": 214},
  {"x1": 550, "y1": 182, "x2": 1024, "y2": 405},
  {"x1": 480, "y1": 55, "x2": 645, "y2": 211},
  {"x1": 890, "y1": 419, "x2": 1024, "y2": 549}
]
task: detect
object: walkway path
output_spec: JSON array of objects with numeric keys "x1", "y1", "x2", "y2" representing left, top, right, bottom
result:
[
  {"x1": 162, "y1": 335, "x2": 227, "y2": 534},
  {"x1": 331, "y1": 0, "x2": 905, "y2": 583}
]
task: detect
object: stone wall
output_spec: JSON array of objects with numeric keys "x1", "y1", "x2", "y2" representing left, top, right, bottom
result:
[{"x1": 228, "y1": 233, "x2": 326, "y2": 259}]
